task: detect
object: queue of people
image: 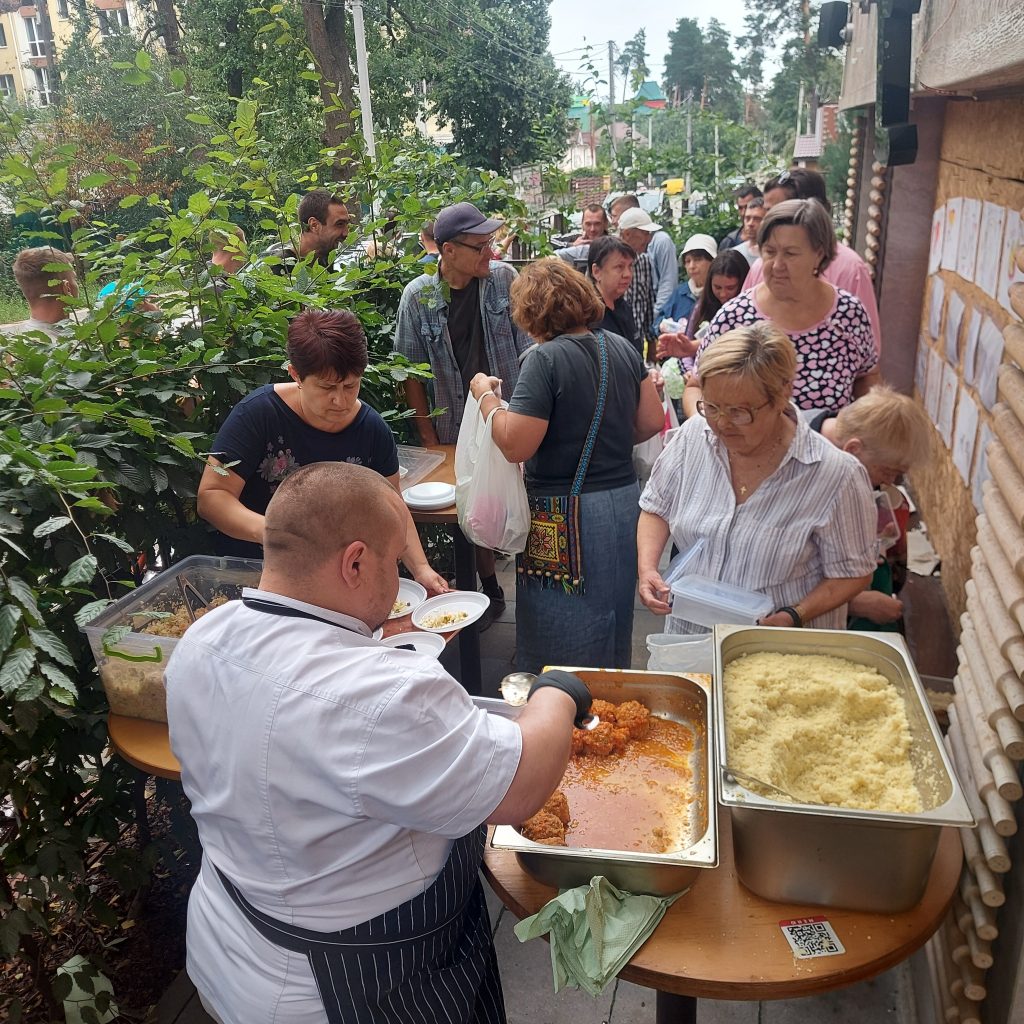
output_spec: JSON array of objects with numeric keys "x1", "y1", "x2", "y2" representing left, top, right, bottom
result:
[{"x1": 2, "y1": 181, "x2": 934, "y2": 1024}]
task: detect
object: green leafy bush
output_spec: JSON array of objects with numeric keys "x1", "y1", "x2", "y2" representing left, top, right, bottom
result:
[{"x1": 0, "y1": 50, "x2": 526, "y2": 1018}]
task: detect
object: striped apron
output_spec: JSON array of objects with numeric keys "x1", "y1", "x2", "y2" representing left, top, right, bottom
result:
[{"x1": 220, "y1": 596, "x2": 506, "y2": 1024}]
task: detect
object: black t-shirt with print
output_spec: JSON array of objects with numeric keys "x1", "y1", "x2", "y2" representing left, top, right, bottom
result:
[{"x1": 209, "y1": 384, "x2": 399, "y2": 558}]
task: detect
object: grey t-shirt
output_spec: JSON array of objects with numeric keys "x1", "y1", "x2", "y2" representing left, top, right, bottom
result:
[{"x1": 508, "y1": 330, "x2": 644, "y2": 495}]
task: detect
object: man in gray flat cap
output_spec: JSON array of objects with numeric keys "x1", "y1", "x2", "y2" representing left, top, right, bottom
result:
[{"x1": 394, "y1": 202, "x2": 532, "y2": 624}]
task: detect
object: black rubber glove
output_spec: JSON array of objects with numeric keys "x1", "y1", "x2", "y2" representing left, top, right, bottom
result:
[{"x1": 527, "y1": 670, "x2": 593, "y2": 728}]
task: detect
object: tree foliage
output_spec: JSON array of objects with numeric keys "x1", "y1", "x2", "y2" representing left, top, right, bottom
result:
[
  {"x1": 363, "y1": 0, "x2": 571, "y2": 173},
  {"x1": 741, "y1": 0, "x2": 843, "y2": 153},
  {"x1": 662, "y1": 17, "x2": 742, "y2": 121},
  {"x1": 616, "y1": 30, "x2": 650, "y2": 103},
  {"x1": 663, "y1": 18, "x2": 704, "y2": 105},
  {"x1": 763, "y1": 35, "x2": 844, "y2": 155},
  {"x1": 0, "y1": 29, "x2": 532, "y2": 1015}
]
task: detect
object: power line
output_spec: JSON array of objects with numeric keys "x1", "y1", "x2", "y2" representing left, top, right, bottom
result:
[{"x1": 412, "y1": 0, "x2": 570, "y2": 76}]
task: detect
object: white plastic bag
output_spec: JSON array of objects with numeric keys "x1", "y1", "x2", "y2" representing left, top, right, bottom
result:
[
  {"x1": 632, "y1": 397, "x2": 680, "y2": 482},
  {"x1": 455, "y1": 393, "x2": 531, "y2": 554}
]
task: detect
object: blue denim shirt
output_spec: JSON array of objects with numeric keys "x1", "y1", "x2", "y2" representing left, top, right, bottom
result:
[{"x1": 394, "y1": 261, "x2": 532, "y2": 443}]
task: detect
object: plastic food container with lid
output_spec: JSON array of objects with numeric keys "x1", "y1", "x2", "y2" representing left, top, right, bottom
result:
[
  {"x1": 668, "y1": 576, "x2": 773, "y2": 632},
  {"x1": 81, "y1": 554, "x2": 263, "y2": 722}
]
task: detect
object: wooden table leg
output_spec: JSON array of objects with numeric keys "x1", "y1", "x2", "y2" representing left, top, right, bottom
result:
[
  {"x1": 656, "y1": 991, "x2": 697, "y2": 1024},
  {"x1": 452, "y1": 527, "x2": 482, "y2": 696}
]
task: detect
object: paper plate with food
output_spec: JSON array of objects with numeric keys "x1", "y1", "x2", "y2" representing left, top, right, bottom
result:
[
  {"x1": 389, "y1": 579, "x2": 428, "y2": 619},
  {"x1": 411, "y1": 591, "x2": 490, "y2": 633}
]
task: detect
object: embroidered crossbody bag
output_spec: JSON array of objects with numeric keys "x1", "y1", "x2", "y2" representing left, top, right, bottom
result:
[{"x1": 516, "y1": 331, "x2": 609, "y2": 595}]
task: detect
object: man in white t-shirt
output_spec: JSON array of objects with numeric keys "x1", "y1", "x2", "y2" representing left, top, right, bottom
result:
[
  {"x1": 166, "y1": 461, "x2": 588, "y2": 1024},
  {"x1": 1, "y1": 246, "x2": 79, "y2": 340}
]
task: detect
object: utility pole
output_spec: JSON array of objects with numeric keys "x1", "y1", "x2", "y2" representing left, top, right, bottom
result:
[
  {"x1": 350, "y1": 0, "x2": 376, "y2": 160},
  {"x1": 685, "y1": 90, "x2": 693, "y2": 194},
  {"x1": 714, "y1": 123, "x2": 720, "y2": 185},
  {"x1": 607, "y1": 40, "x2": 617, "y2": 161}
]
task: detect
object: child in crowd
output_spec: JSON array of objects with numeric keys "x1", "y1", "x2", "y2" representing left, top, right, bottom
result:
[{"x1": 811, "y1": 386, "x2": 933, "y2": 631}]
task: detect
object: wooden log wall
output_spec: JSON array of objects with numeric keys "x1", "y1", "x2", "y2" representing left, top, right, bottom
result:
[
  {"x1": 919, "y1": 213, "x2": 1024, "y2": 1022},
  {"x1": 910, "y1": 98, "x2": 1024, "y2": 625}
]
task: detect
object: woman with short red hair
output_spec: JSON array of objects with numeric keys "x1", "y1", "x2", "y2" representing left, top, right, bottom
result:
[{"x1": 198, "y1": 309, "x2": 447, "y2": 592}]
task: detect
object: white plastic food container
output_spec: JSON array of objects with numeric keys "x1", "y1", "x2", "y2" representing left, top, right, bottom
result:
[{"x1": 668, "y1": 576, "x2": 773, "y2": 632}]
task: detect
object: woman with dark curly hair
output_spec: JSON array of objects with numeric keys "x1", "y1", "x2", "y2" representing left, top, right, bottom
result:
[{"x1": 467, "y1": 259, "x2": 664, "y2": 673}]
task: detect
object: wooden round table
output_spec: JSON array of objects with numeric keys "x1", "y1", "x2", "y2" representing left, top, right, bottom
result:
[{"x1": 483, "y1": 810, "x2": 961, "y2": 1022}]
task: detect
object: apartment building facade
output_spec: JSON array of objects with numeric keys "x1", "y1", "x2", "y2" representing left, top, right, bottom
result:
[{"x1": 0, "y1": 1, "x2": 142, "y2": 107}]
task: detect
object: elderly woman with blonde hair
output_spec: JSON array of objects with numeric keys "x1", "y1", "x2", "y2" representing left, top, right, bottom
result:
[
  {"x1": 469, "y1": 258, "x2": 664, "y2": 672},
  {"x1": 639, "y1": 321, "x2": 877, "y2": 631}
]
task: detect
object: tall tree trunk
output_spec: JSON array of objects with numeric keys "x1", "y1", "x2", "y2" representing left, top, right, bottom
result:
[
  {"x1": 153, "y1": 0, "x2": 182, "y2": 59},
  {"x1": 302, "y1": 1, "x2": 356, "y2": 155},
  {"x1": 224, "y1": 7, "x2": 242, "y2": 98},
  {"x1": 37, "y1": 0, "x2": 59, "y2": 103}
]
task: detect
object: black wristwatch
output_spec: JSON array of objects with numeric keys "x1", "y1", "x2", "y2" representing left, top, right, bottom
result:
[
  {"x1": 527, "y1": 670, "x2": 593, "y2": 728},
  {"x1": 774, "y1": 605, "x2": 803, "y2": 627}
]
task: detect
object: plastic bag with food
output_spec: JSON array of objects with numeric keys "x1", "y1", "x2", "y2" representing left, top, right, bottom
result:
[{"x1": 455, "y1": 393, "x2": 531, "y2": 553}]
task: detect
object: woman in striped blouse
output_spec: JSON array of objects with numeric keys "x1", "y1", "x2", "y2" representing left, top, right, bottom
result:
[{"x1": 637, "y1": 322, "x2": 877, "y2": 632}]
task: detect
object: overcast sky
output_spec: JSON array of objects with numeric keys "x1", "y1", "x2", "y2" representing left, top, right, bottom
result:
[{"x1": 547, "y1": 0, "x2": 751, "y2": 98}]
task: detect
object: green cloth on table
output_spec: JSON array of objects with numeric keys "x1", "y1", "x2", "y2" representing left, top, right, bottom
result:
[{"x1": 513, "y1": 875, "x2": 684, "y2": 995}]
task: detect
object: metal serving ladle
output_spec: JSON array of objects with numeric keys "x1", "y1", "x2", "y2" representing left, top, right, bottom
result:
[
  {"x1": 498, "y1": 671, "x2": 601, "y2": 730},
  {"x1": 722, "y1": 765, "x2": 799, "y2": 803}
]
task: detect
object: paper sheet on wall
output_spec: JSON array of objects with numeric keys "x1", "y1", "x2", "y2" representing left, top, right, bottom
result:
[
  {"x1": 945, "y1": 291, "x2": 964, "y2": 364},
  {"x1": 976, "y1": 317, "x2": 1004, "y2": 410},
  {"x1": 957, "y1": 198, "x2": 982, "y2": 283},
  {"x1": 928, "y1": 206, "x2": 945, "y2": 276},
  {"x1": 962, "y1": 307, "x2": 981, "y2": 387},
  {"x1": 941, "y1": 197, "x2": 963, "y2": 272},
  {"x1": 998, "y1": 210, "x2": 1024, "y2": 313},
  {"x1": 952, "y1": 389, "x2": 979, "y2": 485},
  {"x1": 928, "y1": 275, "x2": 944, "y2": 340},
  {"x1": 915, "y1": 336, "x2": 929, "y2": 398},
  {"x1": 977, "y1": 202, "x2": 1006, "y2": 298},
  {"x1": 972, "y1": 422, "x2": 994, "y2": 512},
  {"x1": 937, "y1": 362, "x2": 958, "y2": 446},
  {"x1": 925, "y1": 347, "x2": 943, "y2": 423}
]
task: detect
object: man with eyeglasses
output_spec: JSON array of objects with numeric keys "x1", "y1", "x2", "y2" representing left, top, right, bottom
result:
[{"x1": 395, "y1": 202, "x2": 532, "y2": 625}]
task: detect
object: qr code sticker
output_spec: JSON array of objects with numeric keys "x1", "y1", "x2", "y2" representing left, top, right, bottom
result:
[{"x1": 779, "y1": 916, "x2": 846, "y2": 959}]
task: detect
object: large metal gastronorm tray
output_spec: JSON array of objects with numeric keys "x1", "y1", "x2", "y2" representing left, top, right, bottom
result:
[
  {"x1": 489, "y1": 667, "x2": 717, "y2": 897},
  {"x1": 713, "y1": 625, "x2": 974, "y2": 913}
]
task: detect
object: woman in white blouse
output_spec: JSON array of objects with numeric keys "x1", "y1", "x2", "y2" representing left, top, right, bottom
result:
[{"x1": 637, "y1": 322, "x2": 877, "y2": 631}]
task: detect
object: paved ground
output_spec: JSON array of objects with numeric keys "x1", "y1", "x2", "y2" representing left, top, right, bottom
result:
[{"x1": 485, "y1": 879, "x2": 917, "y2": 1024}]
